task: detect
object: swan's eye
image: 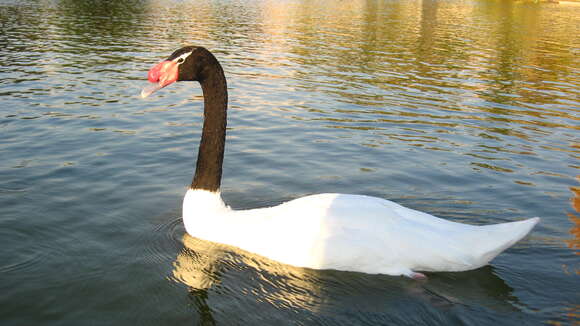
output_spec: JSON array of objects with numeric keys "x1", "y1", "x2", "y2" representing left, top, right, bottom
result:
[{"x1": 177, "y1": 58, "x2": 185, "y2": 64}]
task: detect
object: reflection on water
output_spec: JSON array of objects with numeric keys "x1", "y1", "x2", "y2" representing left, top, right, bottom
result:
[
  {"x1": 563, "y1": 197, "x2": 580, "y2": 323},
  {"x1": 172, "y1": 234, "x2": 524, "y2": 324},
  {"x1": 171, "y1": 236, "x2": 224, "y2": 292},
  {"x1": 566, "y1": 177, "x2": 580, "y2": 259}
]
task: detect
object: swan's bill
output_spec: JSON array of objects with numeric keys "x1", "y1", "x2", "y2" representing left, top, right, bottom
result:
[{"x1": 141, "y1": 60, "x2": 179, "y2": 98}]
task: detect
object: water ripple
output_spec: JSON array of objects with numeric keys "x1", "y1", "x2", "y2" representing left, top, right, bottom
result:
[{"x1": 0, "y1": 228, "x2": 46, "y2": 275}]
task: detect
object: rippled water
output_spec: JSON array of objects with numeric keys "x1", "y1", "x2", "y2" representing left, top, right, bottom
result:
[{"x1": 1, "y1": 0, "x2": 579, "y2": 324}]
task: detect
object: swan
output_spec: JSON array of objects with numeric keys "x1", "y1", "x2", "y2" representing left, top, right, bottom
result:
[{"x1": 142, "y1": 46, "x2": 539, "y2": 279}]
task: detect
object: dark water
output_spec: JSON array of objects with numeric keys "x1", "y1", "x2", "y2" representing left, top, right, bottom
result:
[{"x1": 1, "y1": 0, "x2": 579, "y2": 324}]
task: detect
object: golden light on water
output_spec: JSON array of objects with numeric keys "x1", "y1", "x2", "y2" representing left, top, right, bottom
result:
[{"x1": 566, "y1": 177, "x2": 580, "y2": 260}]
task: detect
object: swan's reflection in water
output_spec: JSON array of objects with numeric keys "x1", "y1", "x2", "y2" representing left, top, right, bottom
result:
[
  {"x1": 170, "y1": 234, "x2": 325, "y2": 322},
  {"x1": 170, "y1": 234, "x2": 523, "y2": 324},
  {"x1": 171, "y1": 236, "x2": 223, "y2": 292}
]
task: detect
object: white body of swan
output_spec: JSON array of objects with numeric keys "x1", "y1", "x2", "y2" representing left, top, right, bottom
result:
[
  {"x1": 144, "y1": 46, "x2": 539, "y2": 278},
  {"x1": 183, "y1": 189, "x2": 539, "y2": 278}
]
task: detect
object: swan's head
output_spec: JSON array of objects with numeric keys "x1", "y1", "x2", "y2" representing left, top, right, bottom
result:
[{"x1": 141, "y1": 46, "x2": 215, "y2": 98}]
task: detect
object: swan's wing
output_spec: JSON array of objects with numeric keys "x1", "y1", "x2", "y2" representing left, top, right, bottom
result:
[{"x1": 290, "y1": 194, "x2": 538, "y2": 273}]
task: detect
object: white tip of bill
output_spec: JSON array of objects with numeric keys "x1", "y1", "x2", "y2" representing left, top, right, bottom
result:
[{"x1": 141, "y1": 83, "x2": 163, "y2": 98}]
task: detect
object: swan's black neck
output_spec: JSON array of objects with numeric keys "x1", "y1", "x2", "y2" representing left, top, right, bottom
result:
[{"x1": 190, "y1": 57, "x2": 227, "y2": 192}]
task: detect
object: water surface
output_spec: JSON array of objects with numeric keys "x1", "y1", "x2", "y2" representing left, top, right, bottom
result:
[{"x1": 1, "y1": 0, "x2": 579, "y2": 324}]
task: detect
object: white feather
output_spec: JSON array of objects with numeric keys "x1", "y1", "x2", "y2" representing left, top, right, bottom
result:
[{"x1": 183, "y1": 189, "x2": 539, "y2": 277}]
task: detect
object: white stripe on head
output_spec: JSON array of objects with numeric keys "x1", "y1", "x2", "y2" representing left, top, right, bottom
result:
[{"x1": 173, "y1": 50, "x2": 193, "y2": 64}]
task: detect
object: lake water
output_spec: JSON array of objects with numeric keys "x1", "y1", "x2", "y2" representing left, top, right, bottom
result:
[{"x1": 1, "y1": 0, "x2": 579, "y2": 324}]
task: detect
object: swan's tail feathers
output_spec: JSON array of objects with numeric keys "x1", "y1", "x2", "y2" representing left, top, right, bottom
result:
[{"x1": 471, "y1": 217, "x2": 540, "y2": 267}]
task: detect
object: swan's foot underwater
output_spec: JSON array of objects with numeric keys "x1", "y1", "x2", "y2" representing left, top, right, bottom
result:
[
  {"x1": 410, "y1": 272, "x2": 427, "y2": 280},
  {"x1": 401, "y1": 271, "x2": 427, "y2": 280}
]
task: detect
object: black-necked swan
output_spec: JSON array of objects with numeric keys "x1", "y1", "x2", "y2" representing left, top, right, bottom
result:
[{"x1": 142, "y1": 46, "x2": 539, "y2": 279}]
